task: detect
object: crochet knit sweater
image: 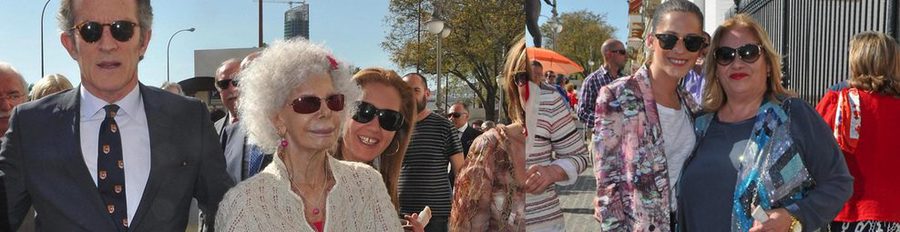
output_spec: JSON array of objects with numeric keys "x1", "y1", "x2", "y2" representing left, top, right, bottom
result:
[{"x1": 216, "y1": 155, "x2": 402, "y2": 232}]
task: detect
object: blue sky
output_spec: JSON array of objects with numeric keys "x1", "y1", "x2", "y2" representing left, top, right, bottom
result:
[
  {"x1": 0, "y1": 0, "x2": 627, "y2": 87},
  {"x1": 529, "y1": 0, "x2": 629, "y2": 47},
  {"x1": 0, "y1": 0, "x2": 391, "y2": 87}
]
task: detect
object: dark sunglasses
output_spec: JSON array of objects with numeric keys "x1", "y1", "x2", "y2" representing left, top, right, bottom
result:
[
  {"x1": 715, "y1": 44, "x2": 763, "y2": 66},
  {"x1": 216, "y1": 79, "x2": 239, "y2": 90},
  {"x1": 447, "y1": 112, "x2": 466, "y2": 118},
  {"x1": 71, "y1": 21, "x2": 138, "y2": 43},
  {"x1": 514, "y1": 72, "x2": 530, "y2": 86},
  {"x1": 352, "y1": 101, "x2": 404, "y2": 131},
  {"x1": 290, "y1": 94, "x2": 345, "y2": 114},
  {"x1": 654, "y1": 33, "x2": 707, "y2": 52},
  {"x1": 611, "y1": 49, "x2": 627, "y2": 55}
]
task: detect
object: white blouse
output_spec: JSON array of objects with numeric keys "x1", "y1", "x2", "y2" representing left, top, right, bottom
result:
[{"x1": 216, "y1": 154, "x2": 402, "y2": 232}]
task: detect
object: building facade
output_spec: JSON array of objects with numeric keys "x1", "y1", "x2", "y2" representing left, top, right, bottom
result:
[{"x1": 285, "y1": 3, "x2": 310, "y2": 39}]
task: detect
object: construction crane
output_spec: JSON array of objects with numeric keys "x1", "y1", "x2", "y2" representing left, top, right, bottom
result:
[{"x1": 251, "y1": 0, "x2": 307, "y2": 47}]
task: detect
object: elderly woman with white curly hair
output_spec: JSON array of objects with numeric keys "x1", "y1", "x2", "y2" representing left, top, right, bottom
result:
[{"x1": 215, "y1": 38, "x2": 401, "y2": 232}]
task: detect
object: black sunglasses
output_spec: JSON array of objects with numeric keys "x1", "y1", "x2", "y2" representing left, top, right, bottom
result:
[
  {"x1": 71, "y1": 21, "x2": 138, "y2": 43},
  {"x1": 290, "y1": 94, "x2": 345, "y2": 114},
  {"x1": 715, "y1": 44, "x2": 763, "y2": 66},
  {"x1": 216, "y1": 79, "x2": 239, "y2": 90},
  {"x1": 447, "y1": 112, "x2": 466, "y2": 118},
  {"x1": 514, "y1": 72, "x2": 530, "y2": 86},
  {"x1": 612, "y1": 49, "x2": 627, "y2": 55},
  {"x1": 352, "y1": 101, "x2": 404, "y2": 131},
  {"x1": 654, "y1": 33, "x2": 707, "y2": 52}
]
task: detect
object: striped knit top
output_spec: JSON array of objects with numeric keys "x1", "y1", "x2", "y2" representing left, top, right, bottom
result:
[
  {"x1": 398, "y1": 112, "x2": 463, "y2": 217},
  {"x1": 524, "y1": 83, "x2": 590, "y2": 230}
]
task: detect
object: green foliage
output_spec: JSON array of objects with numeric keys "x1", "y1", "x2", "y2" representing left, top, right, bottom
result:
[
  {"x1": 541, "y1": 10, "x2": 616, "y2": 78},
  {"x1": 382, "y1": 0, "x2": 524, "y2": 121}
]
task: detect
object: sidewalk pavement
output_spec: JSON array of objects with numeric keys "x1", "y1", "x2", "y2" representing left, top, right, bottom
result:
[{"x1": 557, "y1": 168, "x2": 598, "y2": 231}]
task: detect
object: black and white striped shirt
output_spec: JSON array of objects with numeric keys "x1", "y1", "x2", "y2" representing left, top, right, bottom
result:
[{"x1": 397, "y1": 112, "x2": 462, "y2": 217}]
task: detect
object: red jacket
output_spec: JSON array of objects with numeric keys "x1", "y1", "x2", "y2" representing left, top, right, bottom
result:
[{"x1": 816, "y1": 87, "x2": 900, "y2": 223}]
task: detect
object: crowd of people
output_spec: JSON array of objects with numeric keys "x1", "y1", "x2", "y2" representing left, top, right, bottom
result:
[{"x1": 0, "y1": 0, "x2": 897, "y2": 232}]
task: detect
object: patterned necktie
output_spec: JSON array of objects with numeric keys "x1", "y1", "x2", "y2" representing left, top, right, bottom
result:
[
  {"x1": 98, "y1": 104, "x2": 128, "y2": 230},
  {"x1": 245, "y1": 145, "x2": 265, "y2": 179}
]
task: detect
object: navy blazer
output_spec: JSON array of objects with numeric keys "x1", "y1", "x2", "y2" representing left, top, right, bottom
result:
[{"x1": 0, "y1": 84, "x2": 234, "y2": 232}]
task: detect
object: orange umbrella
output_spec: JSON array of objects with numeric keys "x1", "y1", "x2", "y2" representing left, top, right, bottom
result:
[{"x1": 526, "y1": 47, "x2": 584, "y2": 75}]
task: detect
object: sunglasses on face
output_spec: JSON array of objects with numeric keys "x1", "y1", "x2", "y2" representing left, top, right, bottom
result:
[
  {"x1": 514, "y1": 72, "x2": 530, "y2": 86},
  {"x1": 72, "y1": 20, "x2": 138, "y2": 43},
  {"x1": 290, "y1": 94, "x2": 345, "y2": 114},
  {"x1": 715, "y1": 44, "x2": 763, "y2": 66},
  {"x1": 447, "y1": 112, "x2": 466, "y2": 118},
  {"x1": 611, "y1": 49, "x2": 627, "y2": 55},
  {"x1": 654, "y1": 33, "x2": 707, "y2": 52},
  {"x1": 216, "y1": 79, "x2": 239, "y2": 90},
  {"x1": 352, "y1": 101, "x2": 404, "y2": 131}
]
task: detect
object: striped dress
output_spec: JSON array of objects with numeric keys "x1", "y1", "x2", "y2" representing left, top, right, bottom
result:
[{"x1": 525, "y1": 83, "x2": 590, "y2": 230}]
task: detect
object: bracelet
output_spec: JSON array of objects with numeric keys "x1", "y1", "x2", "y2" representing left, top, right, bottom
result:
[{"x1": 789, "y1": 215, "x2": 802, "y2": 232}]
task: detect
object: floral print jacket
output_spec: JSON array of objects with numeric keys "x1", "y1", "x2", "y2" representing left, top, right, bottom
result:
[
  {"x1": 450, "y1": 126, "x2": 525, "y2": 232},
  {"x1": 592, "y1": 66, "x2": 701, "y2": 231}
]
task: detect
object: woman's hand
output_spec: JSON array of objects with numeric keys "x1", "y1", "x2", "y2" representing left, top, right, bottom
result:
[
  {"x1": 523, "y1": 164, "x2": 567, "y2": 194},
  {"x1": 749, "y1": 208, "x2": 794, "y2": 232},
  {"x1": 402, "y1": 213, "x2": 424, "y2": 232}
]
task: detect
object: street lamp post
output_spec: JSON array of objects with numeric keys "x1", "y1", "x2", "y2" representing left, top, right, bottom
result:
[
  {"x1": 539, "y1": 15, "x2": 563, "y2": 50},
  {"x1": 425, "y1": 13, "x2": 449, "y2": 111},
  {"x1": 439, "y1": 28, "x2": 450, "y2": 111},
  {"x1": 166, "y1": 27, "x2": 195, "y2": 82},
  {"x1": 41, "y1": 0, "x2": 52, "y2": 77}
]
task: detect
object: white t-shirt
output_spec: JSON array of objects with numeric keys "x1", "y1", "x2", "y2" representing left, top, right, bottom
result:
[{"x1": 656, "y1": 103, "x2": 696, "y2": 210}]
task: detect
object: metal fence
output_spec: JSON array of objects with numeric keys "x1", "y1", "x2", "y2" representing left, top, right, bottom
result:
[{"x1": 735, "y1": 0, "x2": 898, "y2": 103}]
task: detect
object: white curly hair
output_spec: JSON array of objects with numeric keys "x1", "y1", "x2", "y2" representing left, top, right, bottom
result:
[{"x1": 238, "y1": 38, "x2": 361, "y2": 153}]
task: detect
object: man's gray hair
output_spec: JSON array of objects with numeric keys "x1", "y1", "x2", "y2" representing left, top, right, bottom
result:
[
  {"x1": 0, "y1": 62, "x2": 28, "y2": 92},
  {"x1": 160, "y1": 81, "x2": 183, "y2": 95},
  {"x1": 238, "y1": 38, "x2": 360, "y2": 153},
  {"x1": 58, "y1": 0, "x2": 153, "y2": 41},
  {"x1": 215, "y1": 58, "x2": 241, "y2": 91}
]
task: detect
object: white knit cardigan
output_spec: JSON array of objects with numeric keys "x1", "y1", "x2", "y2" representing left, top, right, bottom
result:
[{"x1": 215, "y1": 154, "x2": 402, "y2": 232}]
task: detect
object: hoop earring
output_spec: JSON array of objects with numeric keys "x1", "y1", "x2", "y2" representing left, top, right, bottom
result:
[{"x1": 384, "y1": 139, "x2": 400, "y2": 156}]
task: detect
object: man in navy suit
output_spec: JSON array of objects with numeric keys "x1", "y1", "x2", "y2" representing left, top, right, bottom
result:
[{"x1": 0, "y1": 0, "x2": 234, "y2": 231}]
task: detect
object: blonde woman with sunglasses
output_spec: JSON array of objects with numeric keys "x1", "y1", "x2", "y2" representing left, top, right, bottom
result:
[{"x1": 677, "y1": 14, "x2": 852, "y2": 232}]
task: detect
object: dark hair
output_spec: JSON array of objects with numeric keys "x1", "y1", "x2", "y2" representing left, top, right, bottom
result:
[
  {"x1": 651, "y1": 0, "x2": 703, "y2": 33},
  {"x1": 471, "y1": 119, "x2": 484, "y2": 125},
  {"x1": 402, "y1": 72, "x2": 428, "y2": 90},
  {"x1": 531, "y1": 60, "x2": 543, "y2": 68}
]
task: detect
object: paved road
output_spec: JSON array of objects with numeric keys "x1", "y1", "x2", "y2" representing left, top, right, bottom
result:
[{"x1": 557, "y1": 168, "x2": 599, "y2": 231}]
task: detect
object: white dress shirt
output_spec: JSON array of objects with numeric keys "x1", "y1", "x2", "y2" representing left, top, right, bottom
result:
[
  {"x1": 79, "y1": 84, "x2": 151, "y2": 224},
  {"x1": 457, "y1": 122, "x2": 468, "y2": 140}
]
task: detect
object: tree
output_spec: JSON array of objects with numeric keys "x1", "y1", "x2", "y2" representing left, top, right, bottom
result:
[
  {"x1": 383, "y1": 0, "x2": 524, "y2": 121},
  {"x1": 541, "y1": 10, "x2": 616, "y2": 78}
]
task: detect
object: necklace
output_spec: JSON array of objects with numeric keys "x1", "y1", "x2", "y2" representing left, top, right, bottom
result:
[{"x1": 284, "y1": 152, "x2": 333, "y2": 216}]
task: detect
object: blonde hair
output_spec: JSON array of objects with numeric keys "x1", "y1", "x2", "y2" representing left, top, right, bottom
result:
[
  {"x1": 335, "y1": 67, "x2": 416, "y2": 210},
  {"x1": 503, "y1": 34, "x2": 528, "y2": 124},
  {"x1": 30, "y1": 73, "x2": 73, "y2": 100},
  {"x1": 702, "y1": 14, "x2": 794, "y2": 112},
  {"x1": 847, "y1": 31, "x2": 900, "y2": 97}
]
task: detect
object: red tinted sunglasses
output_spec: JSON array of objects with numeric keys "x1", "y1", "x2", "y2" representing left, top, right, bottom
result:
[{"x1": 290, "y1": 94, "x2": 345, "y2": 114}]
